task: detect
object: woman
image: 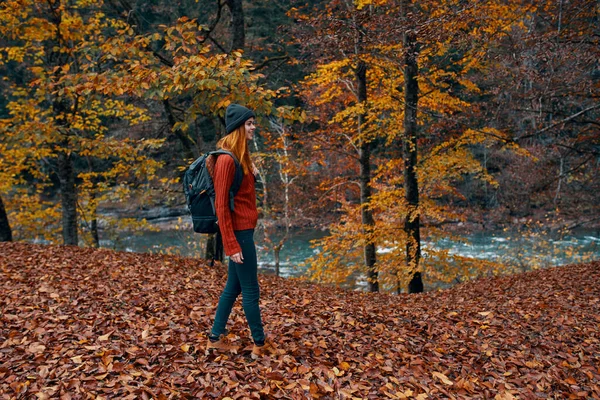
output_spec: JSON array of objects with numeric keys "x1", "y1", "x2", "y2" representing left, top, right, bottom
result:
[{"x1": 206, "y1": 104, "x2": 273, "y2": 358}]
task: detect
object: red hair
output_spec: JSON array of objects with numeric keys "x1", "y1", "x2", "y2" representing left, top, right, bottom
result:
[{"x1": 217, "y1": 124, "x2": 252, "y2": 175}]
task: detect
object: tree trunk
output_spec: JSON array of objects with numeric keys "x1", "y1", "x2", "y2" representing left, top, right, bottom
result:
[
  {"x1": 226, "y1": 0, "x2": 245, "y2": 51},
  {"x1": 206, "y1": 231, "x2": 224, "y2": 265},
  {"x1": 91, "y1": 217, "x2": 99, "y2": 247},
  {"x1": 58, "y1": 149, "x2": 78, "y2": 245},
  {"x1": 274, "y1": 244, "x2": 281, "y2": 277},
  {"x1": 402, "y1": 0, "x2": 423, "y2": 293},
  {"x1": 357, "y1": 60, "x2": 378, "y2": 292},
  {"x1": 163, "y1": 99, "x2": 196, "y2": 160},
  {"x1": 90, "y1": 187, "x2": 100, "y2": 247},
  {"x1": 206, "y1": 234, "x2": 216, "y2": 260},
  {"x1": 215, "y1": 231, "x2": 224, "y2": 262},
  {"x1": 0, "y1": 195, "x2": 12, "y2": 242},
  {"x1": 53, "y1": 95, "x2": 78, "y2": 246}
]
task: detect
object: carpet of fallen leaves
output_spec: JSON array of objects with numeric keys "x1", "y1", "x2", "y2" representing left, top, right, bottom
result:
[{"x1": 0, "y1": 242, "x2": 599, "y2": 399}]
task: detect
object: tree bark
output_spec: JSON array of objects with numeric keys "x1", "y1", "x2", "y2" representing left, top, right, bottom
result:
[
  {"x1": 215, "y1": 231, "x2": 224, "y2": 262},
  {"x1": 57, "y1": 149, "x2": 78, "y2": 245},
  {"x1": 163, "y1": 99, "x2": 196, "y2": 160},
  {"x1": 206, "y1": 231, "x2": 224, "y2": 265},
  {"x1": 206, "y1": 234, "x2": 216, "y2": 261},
  {"x1": 90, "y1": 186, "x2": 100, "y2": 247},
  {"x1": 0, "y1": 195, "x2": 12, "y2": 242},
  {"x1": 226, "y1": 0, "x2": 245, "y2": 51},
  {"x1": 91, "y1": 217, "x2": 99, "y2": 247},
  {"x1": 53, "y1": 95, "x2": 78, "y2": 246},
  {"x1": 401, "y1": 0, "x2": 423, "y2": 293},
  {"x1": 357, "y1": 60, "x2": 378, "y2": 292},
  {"x1": 274, "y1": 244, "x2": 281, "y2": 276}
]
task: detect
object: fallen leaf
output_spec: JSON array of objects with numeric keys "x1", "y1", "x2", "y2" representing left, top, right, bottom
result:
[
  {"x1": 71, "y1": 356, "x2": 83, "y2": 364},
  {"x1": 98, "y1": 331, "x2": 114, "y2": 341},
  {"x1": 27, "y1": 343, "x2": 46, "y2": 354},
  {"x1": 1, "y1": 242, "x2": 599, "y2": 400},
  {"x1": 432, "y1": 371, "x2": 453, "y2": 385}
]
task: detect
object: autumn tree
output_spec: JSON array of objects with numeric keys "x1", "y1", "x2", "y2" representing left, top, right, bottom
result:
[
  {"x1": 107, "y1": 1, "x2": 304, "y2": 262},
  {"x1": 299, "y1": 0, "x2": 532, "y2": 292},
  {"x1": 253, "y1": 115, "x2": 308, "y2": 276},
  {"x1": 400, "y1": 0, "x2": 423, "y2": 292},
  {"x1": 0, "y1": 0, "x2": 303, "y2": 252},
  {"x1": 0, "y1": 1, "x2": 164, "y2": 245},
  {"x1": 293, "y1": 1, "x2": 381, "y2": 291}
]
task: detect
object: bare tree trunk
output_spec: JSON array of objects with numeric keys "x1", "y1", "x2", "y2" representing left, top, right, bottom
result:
[
  {"x1": 53, "y1": 96, "x2": 78, "y2": 246},
  {"x1": 206, "y1": 231, "x2": 224, "y2": 265},
  {"x1": 259, "y1": 120, "x2": 296, "y2": 278},
  {"x1": 357, "y1": 60, "x2": 378, "y2": 292},
  {"x1": 90, "y1": 187, "x2": 100, "y2": 247},
  {"x1": 274, "y1": 244, "x2": 281, "y2": 276},
  {"x1": 401, "y1": 0, "x2": 423, "y2": 293},
  {"x1": 215, "y1": 231, "x2": 224, "y2": 262},
  {"x1": 57, "y1": 149, "x2": 78, "y2": 245},
  {"x1": 557, "y1": 0, "x2": 563, "y2": 34},
  {"x1": 91, "y1": 218, "x2": 99, "y2": 247},
  {"x1": 206, "y1": 234, "x2": 216, "y2": 261},
  {"x1": 0, "y1": 195, "x2": 12, "y2": 242},
  {"x1": 554, "y1": 155, "x2": 564, "y2": 206},
  {"x1": 47, "y1": 3, "x2": 78, "y2": 246},
  {"x1": 226, "y1": 0, "x2": 245, "y2": 51},
  {"x1": 164, "y1": 99, "x2": 196, "y2": 160}
]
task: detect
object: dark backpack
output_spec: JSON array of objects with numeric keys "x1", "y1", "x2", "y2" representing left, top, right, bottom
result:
[{"x1": 183, "y1": 150, "x2": 243, "y2": 234}]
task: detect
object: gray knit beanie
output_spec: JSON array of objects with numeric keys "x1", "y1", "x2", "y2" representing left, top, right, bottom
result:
[{"x1": 225, "y1": 104, "x2": 255, "y2": 134}]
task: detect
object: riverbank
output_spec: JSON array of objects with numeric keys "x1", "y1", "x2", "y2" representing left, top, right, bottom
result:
[
  {"x1": 96, "y1": 205, "x2": 599, "y2": 291},
  {"x1": 1, "y1": 241, "x2": 599, "y2": 398},
  {"x1": 98, "y1": 202, "x2": 600, "y2": 235},
  {"x1": 113, "y1": 222, "x2": 599, "y2": 286}
]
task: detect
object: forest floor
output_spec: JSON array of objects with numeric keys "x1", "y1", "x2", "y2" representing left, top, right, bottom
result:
[{"x1": 1, "y1": 242, "x2": 599, "y2": 399}]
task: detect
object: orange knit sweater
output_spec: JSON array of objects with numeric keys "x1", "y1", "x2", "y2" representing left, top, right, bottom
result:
[{"x1": 214, "y1": 155, "x2": 258, "y2": 256}]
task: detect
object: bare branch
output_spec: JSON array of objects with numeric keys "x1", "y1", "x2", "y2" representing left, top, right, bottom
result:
[
  {"x1": 515, "y1": 104, "x2": 600, "y2": 141},
  {"x1": 318, "y1": 180, "x2": 361, "y2": 203},
  {"x1": 251, "y1": 55, "x2": 291, "y2": 71}
]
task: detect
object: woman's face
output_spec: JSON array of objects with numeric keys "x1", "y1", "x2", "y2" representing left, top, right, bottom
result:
[{"x1": 244, "y1": 118, "x2": 256, "y2": 140}]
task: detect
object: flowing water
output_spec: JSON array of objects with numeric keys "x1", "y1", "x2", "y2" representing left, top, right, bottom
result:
[{"x1": 109, "y1": 220, "x2": 599, "y2": 288}]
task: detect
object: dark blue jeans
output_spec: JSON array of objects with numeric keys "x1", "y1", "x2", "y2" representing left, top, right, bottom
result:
[{"x1": 210, "y1": 229, "x2": 265, "y2": 345}]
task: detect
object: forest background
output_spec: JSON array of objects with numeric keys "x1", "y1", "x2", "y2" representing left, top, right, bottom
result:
[{"x1": 0, "y1": 0, "x2": 598, "y2": 294}]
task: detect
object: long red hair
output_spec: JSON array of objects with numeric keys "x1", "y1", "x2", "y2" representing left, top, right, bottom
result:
[{"x1": 217, "y1": 124, "x2": 252, "y2": 175}]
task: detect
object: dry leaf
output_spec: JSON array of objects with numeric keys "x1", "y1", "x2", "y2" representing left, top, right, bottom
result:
[
  {"x1": 1, "y1": 242, "x2": 599, "y2": 399},
  {"x1": 432, "y1": 371, "x2": 453, "y2": 385},
  {"x1": 27, "y1": 343, "x2": 46, "y2": 354},
  {"x1": 98, "y1": 331, "x2": 114, "y2": 341}
]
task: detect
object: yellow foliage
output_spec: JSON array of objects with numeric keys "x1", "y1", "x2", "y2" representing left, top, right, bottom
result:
[
  {"x1": 1, "y1": 2, "x2": 299, "y2": 246},
  {"x1": 355, "y1": 0, "x2": 391, "y2": 10},
  {"x1": 5, "y1": 189, "x2": 62, "y2": 244},
  {"x1": 0, "y1": 0, "x2": 174, "y2": 245},
  {"x1": 297, "y1": 0, "x2": 539, "y2": 291}
]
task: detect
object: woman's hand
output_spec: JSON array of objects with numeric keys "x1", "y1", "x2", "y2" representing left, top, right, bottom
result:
[
  {"x1": 252, "y1": 163, "x2": 259, "y2": 177},
  {"x1": 230, "y1": 252, "x2": 244, "y2": 264}
]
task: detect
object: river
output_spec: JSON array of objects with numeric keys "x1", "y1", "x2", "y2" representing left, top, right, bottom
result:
[{"x1": 107, "y1": 219, "x2": 599, "y2": 289}]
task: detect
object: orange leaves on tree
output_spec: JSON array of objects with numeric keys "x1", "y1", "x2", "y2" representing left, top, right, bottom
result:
[{"x1": 295, "y1": 0, "x2": 541, "y2": 292}]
